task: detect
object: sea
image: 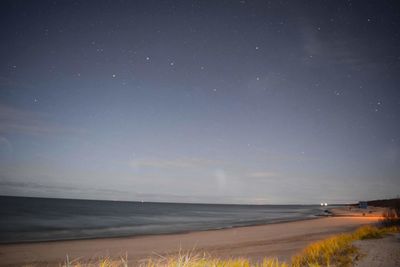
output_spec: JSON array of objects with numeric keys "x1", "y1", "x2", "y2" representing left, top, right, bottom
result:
[{"x1": 0, "y1": 196, "x2": 328, "y2": 243}]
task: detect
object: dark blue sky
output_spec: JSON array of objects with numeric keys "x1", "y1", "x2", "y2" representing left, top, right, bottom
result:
[{"x1": 0, "y1": 0, "x2": 399, "y2": 204}]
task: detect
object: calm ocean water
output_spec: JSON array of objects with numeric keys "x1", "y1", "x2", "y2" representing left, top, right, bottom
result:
[{"x1": 0, "y1": 196, "x2": 326, "y2": 243}]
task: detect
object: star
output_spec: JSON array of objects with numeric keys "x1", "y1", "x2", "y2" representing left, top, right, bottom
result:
[
  {"x1": 146, "y1": 56, "x2": 150, "y2": 61},
  {"x1": 112, "y1": 74, "x2": 116, "y2": 78},
  {"x1": 170, "y1": 62, "x2": 174, "y2": 66}
]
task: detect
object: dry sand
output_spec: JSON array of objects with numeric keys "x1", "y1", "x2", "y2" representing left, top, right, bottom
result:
[
  {"x1": 0, "y1": 216, "x2": 380, "y2": 266},
  {"x1": 354, "y1": 233, "x2": 400, "y2": 267}
]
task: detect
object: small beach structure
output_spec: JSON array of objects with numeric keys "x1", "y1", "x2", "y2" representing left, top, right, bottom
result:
[{"x1": 358, "y1": 201, "x2": 368, "y2": 209}]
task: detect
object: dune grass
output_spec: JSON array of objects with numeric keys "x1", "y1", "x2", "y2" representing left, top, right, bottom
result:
[
  {"x1": 56, "y1": 225, "x2": 398, "y2": 267},
  {"x1": 291, "y1": 225, "x2": 398, "y2": 267},
  {"x1": 61, "y1": 253, "x2": 288, "y2": 267},
  {"x1": 142, "y1": 255, "x2": 288, "y2": 267}
]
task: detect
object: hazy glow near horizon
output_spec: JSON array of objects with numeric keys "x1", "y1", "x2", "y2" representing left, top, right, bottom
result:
[{"x1": 0, "y1": 1, "x2": 399, "y2": 204}]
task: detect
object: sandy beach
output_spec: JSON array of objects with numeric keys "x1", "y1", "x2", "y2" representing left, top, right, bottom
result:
[{"x1": 0, "y1": 215, "x2": 380, "y2": 266}]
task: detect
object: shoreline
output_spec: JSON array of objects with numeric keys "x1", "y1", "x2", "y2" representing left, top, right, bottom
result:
[
  {"x1": 0, "y1": 215, "x2": 322, "y2": 246},
  {"x1": 3, "y1": 215, "x2": 384, "y2": 246},
  {"x1": 0, "y1": 215, "x2": 381, "y2": 266}
]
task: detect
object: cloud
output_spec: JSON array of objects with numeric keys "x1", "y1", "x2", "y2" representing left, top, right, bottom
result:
[
  {"x1": 299, "y1": 19, "x2": 374, "y2": 70},
  {"x1": 0, "y1": 104, "x2": 84, "y2": 136},
  {"x1": 130, "y1": 159, "x2": 194, "y2": 169},
  {"x1": 247, "y1": 171, "x2": 280, "y2": 179},
  {"x1": 129, "y1": 157, "x2": 216, "y2": 169},
  {"x1": 0, "y1": 180, "x2": 76, "y2": 191},
  {"x1": 133, "y1": 192, "x2": 270, "y2": 205},
  {"x1": 0, "y1": 179, "x2": 131, "y2": 198}
]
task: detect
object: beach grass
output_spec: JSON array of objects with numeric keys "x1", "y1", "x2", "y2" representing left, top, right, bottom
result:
[
  {"x1": 142, "y1": 255, "x2": 288, "y2": 267},
  {"x1": 56, "y1": 225, "x2": 398, "y2": 267},
  {"x1": 291, "y1": 225, "x2": 399, "y2": 267},
  {"x1": 60, "y1": 254, "x2": 288, "y2": 267}
]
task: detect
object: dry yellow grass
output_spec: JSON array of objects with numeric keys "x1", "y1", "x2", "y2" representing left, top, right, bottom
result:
[
  {"x1": 142, "y1": 255, "x2": 287, "y2": 267},
  {"x1": 58, "y1": 254, "x2": 287, "y2": 267},
  {"x1": 291, "y1": 225, "x2": 399, "y2": 267},
  {"x1": 291, "y1": 233, "x2": 356, "y2": 267}
]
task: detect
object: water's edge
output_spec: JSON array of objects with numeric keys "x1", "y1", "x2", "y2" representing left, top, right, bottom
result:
[{"x1": 0, "y1": 195, "x2": 330, "y2": 244}]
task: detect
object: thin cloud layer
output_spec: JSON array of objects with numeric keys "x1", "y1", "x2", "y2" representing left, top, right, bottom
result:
[{"x1": 0, "y1": 104, "x2": 84, "y2": 136}]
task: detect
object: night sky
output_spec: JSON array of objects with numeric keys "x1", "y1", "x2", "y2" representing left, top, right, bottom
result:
[{"x1": 1, "y1": 0, "x2": 399, "y2": 204}]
